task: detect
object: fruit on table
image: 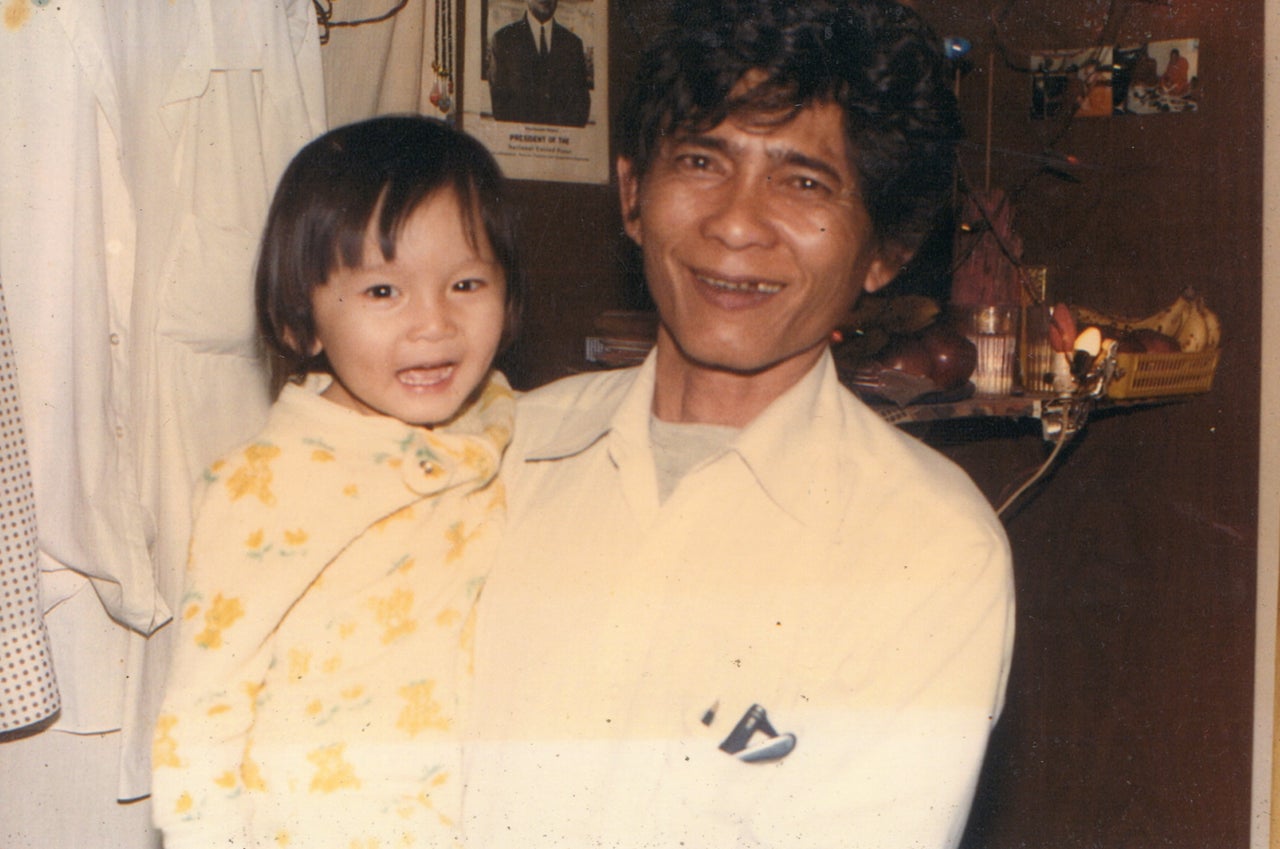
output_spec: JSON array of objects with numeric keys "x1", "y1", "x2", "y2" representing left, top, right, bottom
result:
[
  {"x1": 1070, "y1": 287, "x2": 1221, "y2": 353},
  {"x1": 873, "y1": 321, "x2": 977, "y2": 391},
  {"x1": 1115, "y1": 327, "x2": 1180, "y2": 353}
]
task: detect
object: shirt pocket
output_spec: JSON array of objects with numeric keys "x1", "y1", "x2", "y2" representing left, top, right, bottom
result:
[{"x1": 157, "y1": 212, "x2": 260, "y2": 357}]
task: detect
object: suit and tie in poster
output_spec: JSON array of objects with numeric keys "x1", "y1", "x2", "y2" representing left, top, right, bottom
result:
[{"x1": 463, "y1": 0, "x2": 609, "y2": 184}]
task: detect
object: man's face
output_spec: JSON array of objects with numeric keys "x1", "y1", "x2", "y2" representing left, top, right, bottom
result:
[
  {"x1": 527, "y1": 0, "x2": 557, "y2": 23},
  {"x1": 618, "y1": 101, "x2": 893, "y2": 399}
]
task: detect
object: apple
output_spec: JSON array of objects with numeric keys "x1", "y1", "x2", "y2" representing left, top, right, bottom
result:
[
  {"x1": 924, "y1": 323, "x2": 977, "y2": 390},
  {"x1": 873, "y1": 322, "x2": 978, "y2": 391},
  {"x1": 873, "y1": 333, "x2": 933, "y2": 380}
]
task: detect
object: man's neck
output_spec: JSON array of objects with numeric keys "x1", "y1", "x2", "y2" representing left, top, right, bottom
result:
[{"x1": 650, "y1": 334, "x2": 826, "y2": 428}]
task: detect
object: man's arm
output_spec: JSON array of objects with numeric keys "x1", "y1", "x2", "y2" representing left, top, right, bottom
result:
[{"x1": 487, "y1": 28, "x2": 522, "y2": 122}]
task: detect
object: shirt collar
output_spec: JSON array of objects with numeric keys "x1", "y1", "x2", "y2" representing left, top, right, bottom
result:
[
  {"x1": 524, "y1": 13, "x2": 553, "y2": 48},
  {"x1": 526, "y1": 349, "x2": 858, "y2": 529}
]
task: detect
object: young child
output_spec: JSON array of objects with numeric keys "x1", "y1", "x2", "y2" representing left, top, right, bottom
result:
[{"x1": 151, "y1": 115, "x2": 521, "y2": 849}]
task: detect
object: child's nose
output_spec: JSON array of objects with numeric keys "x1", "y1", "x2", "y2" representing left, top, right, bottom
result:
[{"x1": 408, "y1": 294, "x2": 457, "y2": 340}]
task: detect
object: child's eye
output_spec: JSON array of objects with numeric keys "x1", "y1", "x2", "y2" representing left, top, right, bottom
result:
[
  {"x1": 451, "y1": 279, "x2": 486, "y2": 293},
  {"x1": 364, "y1": 284, "x2": 396, "y2": 299}
]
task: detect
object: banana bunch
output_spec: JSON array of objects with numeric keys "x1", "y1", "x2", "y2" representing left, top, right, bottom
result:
[{"x1": 1071, "y1": 287, "x2": 1221, "y2": 353}]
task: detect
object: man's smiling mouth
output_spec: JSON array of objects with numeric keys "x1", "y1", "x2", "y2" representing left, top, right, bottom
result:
[{"x1": 697, "y1": 274, "x2": 784, "y2": 295}]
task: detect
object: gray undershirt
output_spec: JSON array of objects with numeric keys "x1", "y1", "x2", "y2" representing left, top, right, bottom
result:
[{"x1": 649, "y1": 416, "x2": 740, "y2": 503}]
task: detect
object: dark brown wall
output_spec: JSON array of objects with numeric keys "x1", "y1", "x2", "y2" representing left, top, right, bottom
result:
[{"x1": 497, "y1": 1, "x2": 1265, "y2": 846}]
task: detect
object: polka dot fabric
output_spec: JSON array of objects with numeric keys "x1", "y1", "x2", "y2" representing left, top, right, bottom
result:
[{"x1": 0, "y1": 281, "x2": 59, "y2": 734}]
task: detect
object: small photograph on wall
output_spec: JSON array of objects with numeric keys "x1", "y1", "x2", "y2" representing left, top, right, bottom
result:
[
  {"x1": 1112, "y1": 38, "x2": 1200, "y2": 114},
  {"x1": 1030, "y1": 47, "x2": 1114, "y2": 119},
  {"x1": 462, "y1": 0, "x2": 609, "y2": 184}
]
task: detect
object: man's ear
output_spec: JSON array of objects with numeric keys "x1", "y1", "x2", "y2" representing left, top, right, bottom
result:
[
  {"x1": 616, "y1": 156, "x2": 643, "y2": 245},
  {"x1": 862, "y1": 246, "x2": 912, "y2": 294}
]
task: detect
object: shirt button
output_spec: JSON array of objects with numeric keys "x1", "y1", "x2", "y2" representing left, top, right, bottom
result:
[{"x1": 109, "y1": 333, "x2": 121, "y2": 345}]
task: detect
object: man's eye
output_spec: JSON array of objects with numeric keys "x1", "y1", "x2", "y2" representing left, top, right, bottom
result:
[
  {"x1": 674, "y1": 153, "x2": 716, "y2": 172},
  {"x1": 365, "y1": 284, "x2": 395, "y2": 298},
  {"x1": 791, "y1": 175, "x2": 832, "y2": 194}
]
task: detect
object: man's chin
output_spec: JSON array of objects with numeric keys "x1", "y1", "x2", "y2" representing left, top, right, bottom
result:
[{"x1": 658, "y1": 336, "x2": 828, "y2": 380}]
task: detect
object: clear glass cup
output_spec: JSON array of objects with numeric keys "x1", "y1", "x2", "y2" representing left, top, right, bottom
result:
[{"x1": 960, "y1": 304, "x2": 1018, "y2": 395}]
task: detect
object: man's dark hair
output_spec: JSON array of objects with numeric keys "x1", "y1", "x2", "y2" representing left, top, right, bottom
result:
[
  {"x1": 615, "y1": 0, "x2": 962, "y2": 257},
  {"x1": 256, "y1": 115, "x2": 523, "y2": 395}
]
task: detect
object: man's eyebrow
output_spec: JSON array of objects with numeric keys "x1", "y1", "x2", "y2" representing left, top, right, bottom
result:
[
  {"x1": 669, "y1": 133, "x2": 730, "y2": 154},
  {"x1": 770, "y1": 149, "x2": 847, "y2": 186},
  {"x1": 671, "y1": 133, "x2": 848, "y2": 187}
]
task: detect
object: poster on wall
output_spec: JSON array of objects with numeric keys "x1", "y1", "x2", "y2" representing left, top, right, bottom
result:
[
  {"x1": 1030, "y1": 38, "x2": 1199, "y2": 119},
  {"x1": 1112, "y1": 38, "x2": 1199, "y2": 115},
  {"x1": 462, "y1": 0, "x2": 609, "y2": 184}
]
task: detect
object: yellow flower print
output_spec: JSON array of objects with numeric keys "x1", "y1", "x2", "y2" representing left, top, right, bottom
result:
[
  {"x1": 483, "y1": 480, "x2": 507, "y2": 514},
  {"x1": 214, "y1": 771, "x2": 237, "y2": 790},
  {"x1": 274, "y1": 830, "x2": 291, "y2": 846},
  {"x1": 307, "y1": 743, "x2": 361, "y2": 793},
  {"x1": 194, "y1": 594, "x2": 244, "y2": 649},
  {"x1": 341, "y1": 685, "x2": 365, "y2": 700},
  {"x1": 457, "y1": 442, "x2": 494, "y2": 478},
  {"x1": 367, "y1": 588, "x2": 417, "y2": 644},
  {"x1": 225, "y1": 443, "x2": 281, "y2": 505},
  {"x1": 343, "y1": 484, "x2": 359, "y2": 497},
  {"x1": 372, "y1": 505, "x2": 415, "y2": 533},
  {"x1": 241, "y1": 753, "x2": 267, "y2": 792},
  {"x1": 175, "y1": 792, "x2": 193, "y2": 815},
  {"x1": 460, "y1": 606, "x2": 479, "y2": 675},
  {"x1": 202, "y1": 459, "x2": 226, "y2": 486},
  {"x1": 3, "y1": 1, "x2": 32, "y2": 32},
  {"x1": 396, "y1": 680, "x2": 451, "y2": 736},
  {"x1": 246, "y1": 529, "x2": 265, "y2": 550},
  {"x1": 311, "y1": 448, "x2": 335, "y2": 463},
  {"x1": 484, "y1": 423, "x2": 512, "y2": 449},
  {"x1": 152, "y1": 714, "x2": 181, "y2": 769},
  {"x1": 284, "y1": 528, "x2": 309, "y2": 547},
  {"x1": 206, "y1": 703, "x2": 231, "y2": 716},
  {"x1": 444, "y1": 522, "x2": 482, "y2": 564},
  {"x1": 288, "y1": 648, "x2": 311, "y2": 680},
  {"x1": 338, "y1": 621, "x2": 357, "y2": 639},
  {"x1": 435, "y1": 608, "x2": 461, "y2": 627},
  {"x1": 306, "y1": 699, "x2": 324, "y2": 717},
  {"x1": 182, "y1": 602, "x2": 200, "y2": 621}
]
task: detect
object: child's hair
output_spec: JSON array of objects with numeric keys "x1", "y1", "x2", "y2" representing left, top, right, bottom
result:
[{"x1": 256, "y1": 115, "x2": 523, "y2": 395}]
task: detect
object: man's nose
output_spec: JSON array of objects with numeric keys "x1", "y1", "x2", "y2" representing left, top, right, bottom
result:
[{"x1": 700, "y1": 174, "x2": 778, "y2": 250}]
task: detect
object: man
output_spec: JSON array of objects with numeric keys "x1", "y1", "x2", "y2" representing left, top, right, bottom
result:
[
  {"x1": 1160, "y1": 47, "x2": 1190, "y2": 97},
  {"x1": 466, "y1": 1, "x2": 1015, "y2": 846},
  {"x1": 487, "y1": 0, "x2": 590, "y2": 127}
]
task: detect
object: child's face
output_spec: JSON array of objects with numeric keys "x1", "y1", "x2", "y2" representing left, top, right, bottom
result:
[{"x1": 311, "y1": 189, "x2": 507, "y2": 427}]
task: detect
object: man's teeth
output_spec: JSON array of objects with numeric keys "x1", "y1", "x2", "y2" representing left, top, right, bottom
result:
[{"x1": 699, "y1": 275, "x2": 783, "y2": 294}]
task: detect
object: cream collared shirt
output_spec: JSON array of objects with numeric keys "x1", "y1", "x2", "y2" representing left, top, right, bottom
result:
[{"x1": 466, "y1": 349, "x2": 1015, "y2": 849}]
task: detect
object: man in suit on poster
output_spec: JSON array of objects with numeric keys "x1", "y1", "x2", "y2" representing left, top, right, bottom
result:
[{"x1": 488, "y1": 0, "x2": 591, "y2": 127}]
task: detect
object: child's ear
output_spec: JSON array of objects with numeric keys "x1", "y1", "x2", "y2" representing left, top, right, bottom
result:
[{"x1": 284, "y1": 328, "x2": 322, "y2": 357}]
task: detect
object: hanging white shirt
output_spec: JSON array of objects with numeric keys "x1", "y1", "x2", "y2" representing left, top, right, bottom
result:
[{"x1": 0, "y1": 0, "x2": 325, "y2": 801}]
